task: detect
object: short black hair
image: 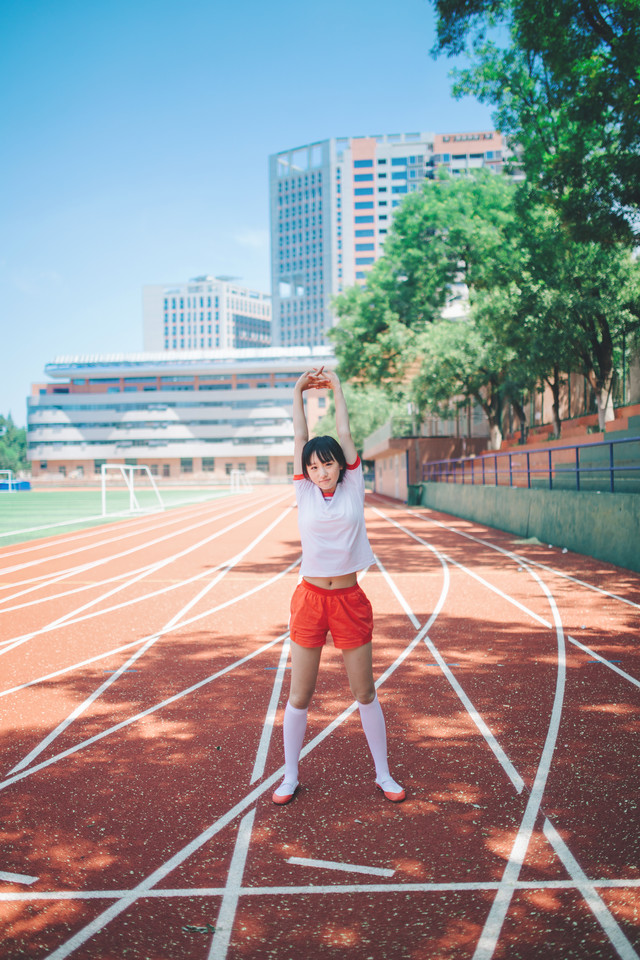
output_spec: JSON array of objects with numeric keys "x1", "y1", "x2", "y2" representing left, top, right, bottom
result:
[{"x1": 302, "y1": 436, "x2": 347, "y2": 483}]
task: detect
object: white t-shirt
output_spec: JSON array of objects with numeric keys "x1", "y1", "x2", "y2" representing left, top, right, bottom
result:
[{"x1": 294, "y1": 458, "x2": 375, "y2": 577}]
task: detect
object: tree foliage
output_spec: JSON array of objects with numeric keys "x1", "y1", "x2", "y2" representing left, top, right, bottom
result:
[
  {"x1": 430, "y1": 0, "x2": 640, "y2": 244},
  {"x1": 0, "y1": 415, "x2": 28, "y2": 473},
  {"x1": 312, "y1": 383, "x2": 406, "y2": 456},
  {"x1": 330, "y1": 172, "x2": 640, "y2": 443}
]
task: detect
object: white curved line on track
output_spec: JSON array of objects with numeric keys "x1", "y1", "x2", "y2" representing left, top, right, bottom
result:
[
  {"x1": 0, "y1": 492, "x2": 258, "y2": 580},
  {"x1": 0, "y1": 494, "x2": 293, "y2": 658},
  {"x1": 376, "y1": 506, "x2": 640, "y2": 692},
  {"x1": 39, "y1": 520, "x2": 452, "y2": 960},
  {"x1": 374, "y1": 535, "x2": 524, "y2": 794},
  {"x1": 9, "y1": 507, "x2": 294, "y2": 775},
  {"x1": 471, "y1": 564, "x2": 566, "y2": 960},
  {"x1": 374, "y1": 506, "x2": 637, "y2": 960},
  {"x1": 0, "y1": 490, "x2": 288, "y2": 601},
  {"x1": 0, "y1": 497, "x2": 218, "y2": 559},
  {"x1": 543, "y1": 819, "x2": 639, "y2": 960},
  {"x1": 0, "y1": 497, "x2": 266, "y2": 612},
  {"x1": 0, "y1": 491, "x2": 229, "y2": 544},
  {"x1": 401, "y1": 504, "x2": 640, "y2": 612}
]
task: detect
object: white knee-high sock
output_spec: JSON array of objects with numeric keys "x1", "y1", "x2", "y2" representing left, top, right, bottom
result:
[
  {"x1": 357, "y1": 695, "x2": 402, "y2": 790},
  {"x1": 276, "y1": 701, "x2": 307, "y2": 794}
]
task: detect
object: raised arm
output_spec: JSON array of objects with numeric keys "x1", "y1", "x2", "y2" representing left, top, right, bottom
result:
[
  {"x1": 324, "y1": 371, "x2": 357, "y2": 465},
  {"x1": 292, "y1": 369, "x2": 324, "y2": 475}
]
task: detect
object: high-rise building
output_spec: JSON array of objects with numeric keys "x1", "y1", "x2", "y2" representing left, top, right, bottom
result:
[
  {"x1": 269, "y1": 130, "x2": 506, "y2": 348},
  {"x1": 143, "y1": 275, "x2": 271, "y2": 352}
]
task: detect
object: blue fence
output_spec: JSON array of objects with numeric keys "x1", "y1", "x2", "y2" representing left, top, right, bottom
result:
[{"x1": 422, "y1": 435, "x2": 640, "y2": 493}]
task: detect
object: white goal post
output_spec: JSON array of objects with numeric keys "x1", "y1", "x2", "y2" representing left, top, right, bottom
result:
[
  {"x1": 100, "y1": 464, "x2": 164, "y2": 516},
  {"x1": 0, "y1": 470, "x2": 16, "y2": 490},
  {"x1": 230, "y1": 469, "x2": 252, "y2": 494}
]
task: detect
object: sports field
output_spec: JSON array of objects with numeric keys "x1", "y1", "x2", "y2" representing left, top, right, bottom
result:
[
  {"x1": 0, "y1": 486, "x2": 235, "y2": 546},
  {"x1": 1, "y1": 487, "x2": 639, "y2": 959}
]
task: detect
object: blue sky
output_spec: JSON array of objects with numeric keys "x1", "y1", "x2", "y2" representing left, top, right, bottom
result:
[{"x1": 1, "y1": 0, "x2": 494, "y2": 426}]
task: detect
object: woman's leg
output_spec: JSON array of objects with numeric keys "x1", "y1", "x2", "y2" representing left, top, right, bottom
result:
[
  {"x1": 342, "y1": 644, "x2": 405, "y2": 801},
  {"x1": 273, "y1": 642, "x2": 323, "y2": 803}
]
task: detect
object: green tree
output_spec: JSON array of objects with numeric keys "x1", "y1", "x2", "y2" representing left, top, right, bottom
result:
[
  {"x1": 313, "y1": 383, "x2": 406, "y2": 456},
  {"x1": 430, "y1": 0, "x2": 640, "y2": 244},
  {"x1": 331, "y1": 172, "x2": 526, "y2": 447},
  {"x1": 0, "y1": 415, "x2": 28, "y2": 474},
  {"x1": 490, "y1": 196, "x2": 640, "y2": 429}
]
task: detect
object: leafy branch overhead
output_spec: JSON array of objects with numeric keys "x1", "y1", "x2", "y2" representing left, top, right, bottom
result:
[
  {"x1": 330, "y1": 171, "x2": 640, "y2": 447},
  {"x1": 430, "y1": 0, "x2": 640, "y2": 245}
]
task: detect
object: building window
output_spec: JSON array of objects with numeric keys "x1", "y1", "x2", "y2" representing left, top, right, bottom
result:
[
  {"x1": 256, "y1": 456, "x2": 269, "y2": 472},
  {"x1": 356, "y1": 243, "x2": 375, "y2": 251},
  {"x1": 355, "y1": 229, "x2": 374, "y2": 237},
  {"x1": 163, "y1": 464, "x2": 170, "y2": 477},
  {"x1": 202, "y1": 457, "x2": 215, "y2": 471},
  {"x1": 355, "y1": 215, "x2": 375, "y2": 223},
  {"x1": 355, "y1": 257, "x2": 375, "y2": 265},
  {"x1": 181, "y1": 458, "x2": 193, "y2": 473},
  {"x1": 354, "y1": 160, "x2": 373, "y2": 167},
  {"x1": 355, "y1": 202, "x2": 374, "y2": 209},
  {"x1": 354, "y1": 174, "x2": 374, "y2": 182},
  {"x1": 40, "y1": 461, "x2": 48, "y2": 469}
]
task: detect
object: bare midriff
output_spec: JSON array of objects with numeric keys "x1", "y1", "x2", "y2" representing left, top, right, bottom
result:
[{"x1": 303, "y1": 573, "x2": 358, "y2": 590}]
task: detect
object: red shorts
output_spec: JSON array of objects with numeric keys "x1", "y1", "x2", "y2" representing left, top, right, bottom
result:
[{"x1": 289, "y1": 580, "x2": 373, "y2": 650}]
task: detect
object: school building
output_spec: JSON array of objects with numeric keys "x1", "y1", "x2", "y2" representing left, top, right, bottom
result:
[{"x1": 27, "y1": 347, "x2": 333, "y2": 481}]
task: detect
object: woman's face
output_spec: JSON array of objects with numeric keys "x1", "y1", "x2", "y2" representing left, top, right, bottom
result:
[{"x1": 306, "y1": 452, "x2": 341, "y2": 494}]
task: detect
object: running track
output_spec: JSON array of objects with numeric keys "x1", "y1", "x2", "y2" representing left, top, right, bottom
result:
[{"x1": 1, "y1": 486, "x2": 639, "y2": 960}]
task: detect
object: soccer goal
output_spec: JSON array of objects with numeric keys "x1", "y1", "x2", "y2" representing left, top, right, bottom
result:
[
  {"x1": 0, "y1": 470, "x2": 15, "y2": 490},
  {"x1": 100, "y1": 464, "x2": 164, "y2": 516},
  {"x1": 230, "y1": 469, "x2": 252, "y2": 494}
]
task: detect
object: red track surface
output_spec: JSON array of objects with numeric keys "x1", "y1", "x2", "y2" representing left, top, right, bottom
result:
[{"x1": 1, "y1": 487, "x2": 639, "y2": 960}]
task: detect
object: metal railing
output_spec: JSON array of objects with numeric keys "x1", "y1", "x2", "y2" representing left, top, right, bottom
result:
[{"x1": 422, "y1": 435, "x2": 640, "y2": 493}]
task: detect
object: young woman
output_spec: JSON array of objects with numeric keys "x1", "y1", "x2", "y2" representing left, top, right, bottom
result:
[{"x1": 272, "y1": 367, "x2": 405, "y2": 805}]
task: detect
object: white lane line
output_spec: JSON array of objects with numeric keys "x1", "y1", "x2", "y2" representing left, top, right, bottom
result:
[
  {"x1": 287, "y1": 857, "x2": 395, "y2": 878},
  {"x1": 9, "y1": 507, "x2": 293, "y2": 774},
  {"x1": 0, "y1": 633, "x2": 288, "y2": 793},
  {"x1": 0, "y1": 493, "x2": 251, "y2": 579},
  {"x1": 39, "y1": 597, "x2": 448, "y2": 960},
  {"x1": 472, "y1": 567, "x2": 566, "y2": 960},
  {"x1": 0, "y1": 497, "x2": 292, "y2": 658},
  {"x1": 0, "y1": 490, "x2": 287, "y2": 601},
  {"x1": 373, "y1": 555, "x2": 421, "y2": 629},
  {"x1": 250, "y1": 634, "x2": 291, "y2": 785},
  {"x1": 543, "y1": 819, "x2": 640, "y2": 960},
  {"x1": 421, "y1": 634, "x2": 525, "y2": 794},
  {"x1": 403, "y1": 505, "x2": 640, "y2": 612},
  {"x1": 567, "y1": 636, "x2": 640, "y2": 691},
  {"x1": 0, "y1": 869, "x2": 39, "y2": 884},
  {"x1": 373, "y1": 517, "x2": 525, "y2": 792},
  {"x1": 207, "y1": 811, "x2": 256, "y2": 960},
  {"x1": 0, "y1": 493, "x2": 251, "y2": 590},
  {"x1": 392, "y1": 507, "x2": 640, "y2": 693},
  {"x1": 4, "y1": 878, "x2": 640, "y2": 902},
  {"x1": 0, "y1": 555, "x2": 300, "y2": 702},
  {"x1": 0, "y1": 498, "x2": 215, "y2": 560},
  {"x1": 378, "y1": 509, "x2": 638, "y2": 960}
]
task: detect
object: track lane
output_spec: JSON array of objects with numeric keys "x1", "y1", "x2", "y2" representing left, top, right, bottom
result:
[{"x1": 1, "y1": 490, "x2": 639, "y2": 959}]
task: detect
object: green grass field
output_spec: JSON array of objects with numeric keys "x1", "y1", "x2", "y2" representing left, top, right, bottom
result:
[{"x1": 0, "y1": 487, "x2": 233, "y2": 547}]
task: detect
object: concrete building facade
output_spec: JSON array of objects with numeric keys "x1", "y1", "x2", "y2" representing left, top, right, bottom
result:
[
  {"x1": 269, "y1": 130, "x2": 506, "y2": 348},
  {"x1": 143, "y1": 276, "x2": 271, "y2": 352},
  {"x1": 27, "y1": 347, "x2": 332, "y2": 480}
]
